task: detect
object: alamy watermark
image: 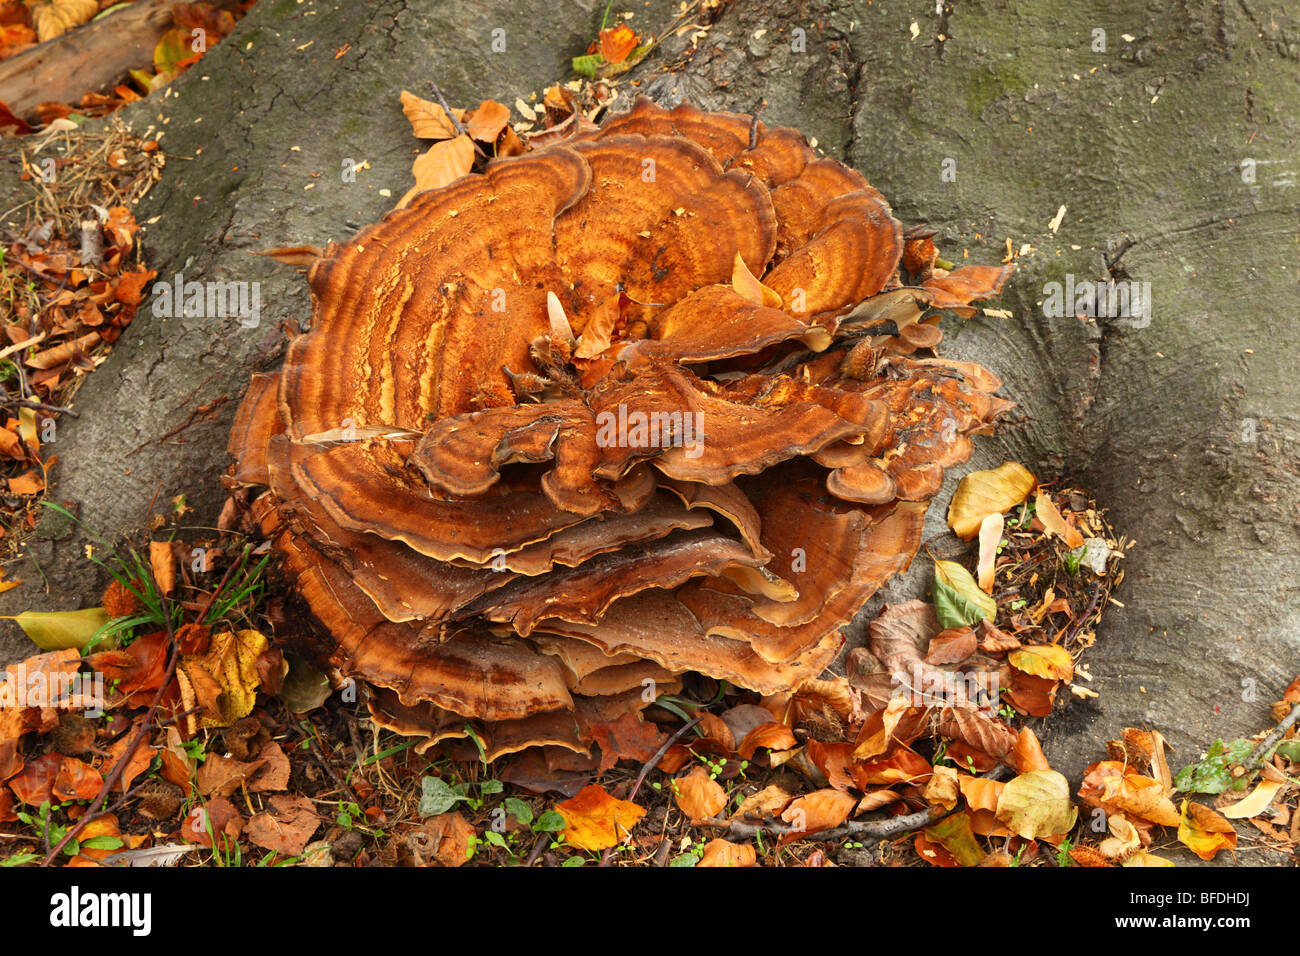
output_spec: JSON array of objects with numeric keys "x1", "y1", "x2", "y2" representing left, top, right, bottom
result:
[
  {"x1": 889, "y1": 660, "x2": 999, "y2": 714},
  {"x1": 150, "y1": 272, "x2": 261, "y2": 328},
  {"x1": 593, "y1": 403, "x2": 705, "y2": 458},
  {"x1": 1042, "y1": 274, "x2": 1151, "y2": 328},
  {"x1": 0, "y1": 662, "x2": 105, "y2": 717}
]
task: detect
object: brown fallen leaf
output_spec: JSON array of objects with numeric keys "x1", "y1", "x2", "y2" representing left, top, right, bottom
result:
[
  {"x1": 780, "y1": 788, "x2": 857, "y2": 841},
  {"x1": 673, "y1": 766, "x2": 727, "y2": 823},
  {"x1": 398, "y1": 135, "x2": 475, "y2": 209},
  {"x1": 246, "y1": 794, "x2": 321, "y2": 857},
  {"x1": 405, "y1": 812, "x2": 476, "y2": 867},
  {"x1": 698, "y1": 838, "x2": 756, "y2": 867}
]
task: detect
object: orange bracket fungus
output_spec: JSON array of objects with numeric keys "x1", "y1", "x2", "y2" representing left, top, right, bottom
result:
[{"x1": 227, "y1": 98, "x2": 1013, "y2": 762}]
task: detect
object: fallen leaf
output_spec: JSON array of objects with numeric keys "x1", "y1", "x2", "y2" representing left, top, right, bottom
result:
[
  {"x1": 182, "y1": 629, "x2": 268, "y2": 728},
  {"x1": 697, "y1": 838, "x2": 756, "y2": 867},
  {"x1": 924, "y1": 764, "x2": 961, "y2": 810},
  {"x1": 933, "y1": 558, "x2": 995, "y2": 626},
  {"x1": 149, "y1": 542, "x2": 176, "y2": 596},
  {"x1": 923, "y1": 810, "x2": 984, "y2": 866},
  {"x1": 1008, "y1": 644, "x2": 1073, "y2": 682},
  {"x1": 462, "y1": 99, "x2": 510, "y2": 142},
  {"x1": 246, "y1": 794, "x2": 321, "y2": 857},
  {"x1": 1220, "y1": 780, "x2": 1284, "y2": 819},
  {"x1": 1178, "y1": 800, "x2": 1236, "y2": 860},
  {"x1": 399, "y1": 89, "x2": 463, "y2": 139},
  {"x1": 780, "y1": 788, "x2": 857, "y2": 840},
  {"x1": 1011, "y1": 727, "x2": 1052, "y2": 773},
  {"x1": 398, "y1": 135, "x2": 475, "y2": 209},
  {"x1": 946, "y1": 462, "x2": 1036, "y2": 539},
  {"x1": 673, "y1": 766, "x2": 727, "y2": 823},
  {"x1": 1034, "y1": 489, "x2": 1085, "y2": 549},
  {"x1": 976, "y1": 512, "x2": 1003, "y2": 593},
  {"x1": 583, "y1": 711, "x2": 667, "y2": 773},
  {"x1": 995, "y1": 770, "x2": 1077, "y2": 839},
  {"x1": 30, "y1": 0, "x2": 97, "y2": 43},
  {"x1": 598, "y1": 24, "x2": 640, "y2": 64},
  {"x1": 1121, "y1": 851, "x2": 1175, "y2": 867},
  {"x1": 730, "y1": 785, "x2": 793, "y2": 821},
  {"x1": 406, "y1": 811, "x2": 476, "y2": 867},
  {"x1": 556, "y1": 784, "x2": 645, "y2": 851},
  {"x1": 52, "y1": 756, "x2": 101, "y2": 801},
  {"x1": 735, "y1": 722, "x2": 797, "y2": 760},
  {"x1": 6, "y1": 608, "x2": 110, "y2": 652}
]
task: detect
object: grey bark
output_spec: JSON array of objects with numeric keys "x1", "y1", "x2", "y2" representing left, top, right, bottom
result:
[{"x1": 2, "y1": 0, "x2": 1298, "y2": 862}]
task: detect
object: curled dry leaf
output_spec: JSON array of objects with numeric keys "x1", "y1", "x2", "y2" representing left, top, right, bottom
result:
[
  {"x1": 1011, "y1": 727, "x2": 1051, "y2": 773},
  {"x1": 976, "y1": 512, "x2": 1003, "y2": 593},
  {"x1": 1034, "y1": 489, "x2": 1085, "y2": 549},
  {"x1": 731, "y1": 784, "x2": 794, "y2": 821}
]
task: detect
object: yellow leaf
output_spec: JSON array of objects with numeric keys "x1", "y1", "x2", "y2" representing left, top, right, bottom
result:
[
  {"x1": 4, "y1": 607, "x2": 110, "y2": 651},
  {"x1": 1122, "y1": 852, "x2": 1175, "y2": 867},
  {"x1": 995, "y1": 770, "x2": 1077, "y2": 839},
  {"x1": 29, "y1": 0, "x2": 98, "y2": 43},
  {"x1": 1220, "y1": 780, "x2": 1283, "y2": 819},
  {"x1": 1008, "y1": 644, "x2": 1074, "y2": 682},
  {"x1": 946, "y1": 462, "x2": 1036, "y2": 539},
  {"x1": 556, "y1": 784, "x2": 645, "y2": 851},
  {"x1": 1178, "y1": 800, "x2": 1237, "y2": 861},
  {"x1": 181, "y1": 629, "x2": 269, "y2": 728}
]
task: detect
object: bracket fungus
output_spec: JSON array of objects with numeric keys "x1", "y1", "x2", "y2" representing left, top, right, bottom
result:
[{"x1": 228, "y1": 98, "x2": 1013, "y2": 762}]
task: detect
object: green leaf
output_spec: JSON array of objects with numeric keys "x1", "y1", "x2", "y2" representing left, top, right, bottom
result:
[
  {"x1": 80, "y1": 835, "x2": 125, "y2": 851},
  {"x1": 0, "y1": 853, "x2": 40, "y2": 867},
  {"x1": 932, "y1": 559, "x2": 996, "y2": 626},
  {"x1": 533, "y1": 809, "x2": 566, "y2": 833},
  {"x1": 479, "y1": 778, "x2": 504, "y2": 795},
  {"x1": 4, "y1": 608, "x2": 111, "y2": 651},
  {"x1": 418, "y1": 776, "x2": 467, "y2": 817},
  {"x1": 1272, "y1": 740, "x2": 1300, "y2": 762},
  {"x1": 1173, "y1": 738, "x2": 1255, "y2": 794},
  {"x1": 933, "y1": 579, "x2": 989, "y2": 628},
  {"x1": 503, "y1": 797, "x2": 533, "y2": 826},
  {"x1": 571, "y1": 53, "x2": 604, "y2": 78},
  {"x1": 560, "y1": 856, "x2": 585, "y2": 867},
  {"x1": 484, "y1": 830, "x2": 509, "y2": 848}
]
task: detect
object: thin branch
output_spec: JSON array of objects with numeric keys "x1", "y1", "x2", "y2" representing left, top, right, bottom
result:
[{"x1": 1244, "y1": 700, "x2": 1300, "y2": 771}]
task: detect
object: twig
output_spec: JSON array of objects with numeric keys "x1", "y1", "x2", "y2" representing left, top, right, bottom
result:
[
  {"x1": 523, "y1": 832, "x2": 549, "y2": 868},
  {"x1": 1243, "y1": 700, "x2": 1300, "y2": 772},
  {"x1": 0, "y1": 332, "x2": 46, "y2": 360},
  {"x1": 700, "y1": 805, "x2": 948, "y2": 845},
  {"x1": 426, "y1": 81, "x2": 486, "y2": 159}
]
